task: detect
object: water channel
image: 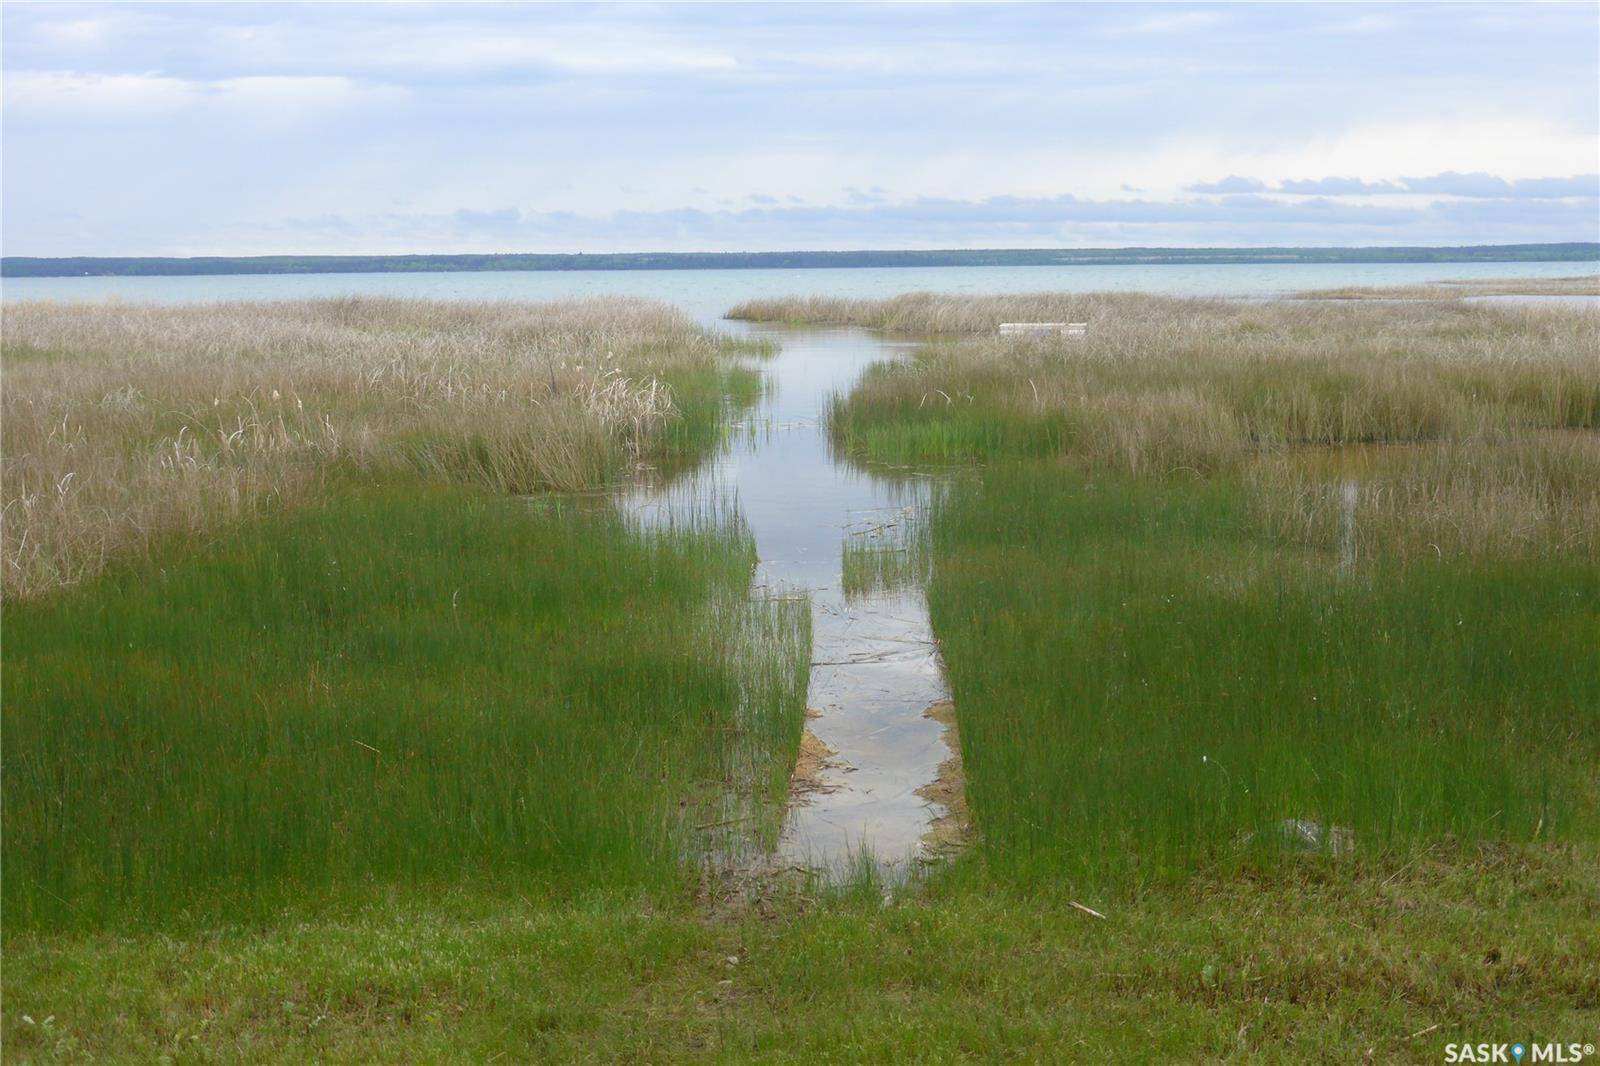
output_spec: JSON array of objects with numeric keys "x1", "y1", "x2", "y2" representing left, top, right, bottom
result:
[{"x1": 622, "y1": 323, "x2": 953, "y2": 877}]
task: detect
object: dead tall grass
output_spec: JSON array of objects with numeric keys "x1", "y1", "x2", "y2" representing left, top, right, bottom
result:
[
  {"x1": 1294, "y1": 275, "x2": 1600, "y2": 300},
  {"x1": 811, "y1": 294, "x2": 1597, "y2": 459},
  {"x1": 748, "y1": 291, "x2": 1599, "y2": 559},
  {"x1": 1, "y1": 297, "x2": 753, "y2": 599}
]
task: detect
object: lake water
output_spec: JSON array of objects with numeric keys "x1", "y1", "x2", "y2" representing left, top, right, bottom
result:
[{"x1": 4, "y1": 259, "x2": 1593, "y2": 328}]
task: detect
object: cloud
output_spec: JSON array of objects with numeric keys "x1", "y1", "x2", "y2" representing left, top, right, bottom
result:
[
  {"x1": 1277, "y1": 176, "x2": 1406, "y2": 195},
  {"x1": 2, "y1": 3, "x2": 1595, "y2": 255},
  {"x1": 1435, "y1": 172, "x2": 1600, "y2": 199},
  {"x1": 1186, "y1": 176, "x2": 1269, "y2": 194},
  {"x1": 4, "y1": 70, "x2": 406, "y2": 122},
  {"x1": 1510, "y1": 174, "x2": 1600, "y2": 197},
  {"x1": 1321, "y1": 14, "x2": 1401, "y2": 35},
  {"x1": 1399, "y1": 171, "x2": 1515, "y2": 197},
  {"x1": 1108, "y1": 10, "x2": 1229, "y2": 36},
  {"x1": 262, "y1": 190, "x2": 1598, "y2": 254},
  {"x1": 1272, "y1": 172, "x2": 1598, "y2": 198}
]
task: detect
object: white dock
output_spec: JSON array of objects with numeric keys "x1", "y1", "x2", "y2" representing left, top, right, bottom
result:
[{"x1": 998, "y1": 322, "x2": 1087, "y2": 337}]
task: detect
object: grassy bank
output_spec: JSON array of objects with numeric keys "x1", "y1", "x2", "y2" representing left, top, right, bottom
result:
[
  {"x1": 7, "y1": 848, "x2": 1595, "y2": 1061},
  {"x1": 7, "y1": 290, "x2": 1596, "y2": 1059},
  {"x1": 2, "y1": 484, "x2": 809, "y2": 928},
  {"x1": 2, "y1": 297, "x2": 765, "y2": 599}
]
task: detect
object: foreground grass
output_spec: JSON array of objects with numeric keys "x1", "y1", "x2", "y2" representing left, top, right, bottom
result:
[
  {"x1": 7, "y1": 848, "x2": 1596, "y2": 1062},
  {"x1": 2, "y1": 297, "x2": 766, "y2": 599},
  {"x1": 2, "y1": 484, "x2": 809, "y2": 929}
]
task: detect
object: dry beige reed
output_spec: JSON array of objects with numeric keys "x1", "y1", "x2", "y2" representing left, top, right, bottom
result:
[
  {"x1": 1, "y1": 296, "x2": 748, "y2": 599},
  {"x1": 1294, "y1": 275, "x2": 1600, "y2": 300},
  {"x1": 744, "y1": 291, "x2": 1600, "y2": 559}
]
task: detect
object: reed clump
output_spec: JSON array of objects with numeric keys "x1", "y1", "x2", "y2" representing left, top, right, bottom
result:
[
  {"x1": 2, "y1": 297, "x2": 762, "y2": 600},
  {"x1": 793, "y1": 293, "x2": 1597, "y2": 559},
  {"x1": 808, "y1": 297, "x2": 1597, "y2": 463}
]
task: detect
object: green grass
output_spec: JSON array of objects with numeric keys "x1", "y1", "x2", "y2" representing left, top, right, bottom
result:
[
  {"x1": 926, "y1": 466, "x2": 1600, "y2": 887},
  {"x1": 828, "y1": 382, "x2": 1070, "y2": 464},
  {"x1": 2, "y1": 483, "x2": 810, "y2": 929},
  {"x1": 799, "y1": 292, "x2": 1599, "y2": 890},
  {"x1": 8, "y1": 294, "x2": 1597, "y2": 1059},
  {"x1": 6, "y1": 848, "x2": 1596, "y2": 1062}
]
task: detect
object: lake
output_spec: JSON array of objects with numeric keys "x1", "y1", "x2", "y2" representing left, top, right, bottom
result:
[{"x1": 4, "y1": 260, "x2": 1594, "y2": 327}]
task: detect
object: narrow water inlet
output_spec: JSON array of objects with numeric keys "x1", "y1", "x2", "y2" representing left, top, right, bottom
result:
[{"x1": 620, "y1": 323, "x2": 960, "y2": 877}]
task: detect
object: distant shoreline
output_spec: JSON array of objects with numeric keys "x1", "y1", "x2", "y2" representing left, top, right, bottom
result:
[{"x1": 4, "y1": 243, "x2": 1597, "y2": 278}]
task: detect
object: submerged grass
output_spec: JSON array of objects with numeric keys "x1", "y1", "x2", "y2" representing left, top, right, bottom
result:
[
  {"x1": 2, "y1": 483, "x2": 810, "y2": 929},
  {"x1": 839, "y1": 504, "x2": 932, "y2": 601}
]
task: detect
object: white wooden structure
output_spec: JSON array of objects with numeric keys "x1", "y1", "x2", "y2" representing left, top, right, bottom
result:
[{"x1": 998, "y1": 322, "x2": 1087, "y2": 337}]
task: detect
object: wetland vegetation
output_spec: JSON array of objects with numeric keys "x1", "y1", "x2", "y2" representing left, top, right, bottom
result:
[
  {"x1": 1293, "y1": 274, "x2": 1600, "y2": 299},
  {"x1": 5, "y1": 289, "x2": 1597, "y2": 1060},
  {"x1": 2, "y1": 297, "x2": 765, "y2": 600}
]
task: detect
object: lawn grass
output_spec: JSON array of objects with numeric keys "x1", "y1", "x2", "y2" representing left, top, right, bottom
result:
[
  {"x1": 6, "y1": 847, "x2": 1595, "y2": 1062},
  {"x1": 2, "y1": 483, "x2": 810, "y2": 929}
]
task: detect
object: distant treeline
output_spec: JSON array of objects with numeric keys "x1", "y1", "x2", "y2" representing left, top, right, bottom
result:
[{"x1": 4, "y1": 243, "x2": 1597, "y2": 278}]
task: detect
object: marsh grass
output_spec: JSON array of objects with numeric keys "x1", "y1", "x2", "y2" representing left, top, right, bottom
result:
[
  {"x1": 2, "y1": 297, "x2": 766, "y2": 599},
  {"x1": 806, "y1": 293, "x2": 1599, "y2": 560},
  {"x1": 1294, "y1": 274, "x2": 1600, "y2": 299},
  {"x1": 1252, "y1": 432, "x2": 1600, "y2": 561},
  {"x1": 805, "y1": 296, "x2": 1598, "y2": 470},
  {"x1": 928, "y1": 467, "x2": 1599, "y2": 887},
  {"x1": 737, "y1": 289, "x2": 1600, "y2": 889},
  {"x1": 1, "y1": 483, "x2": 810, "y2": 929},
  {"x1": 839, "y1": 505, "x2": 932, "y2": 601}
]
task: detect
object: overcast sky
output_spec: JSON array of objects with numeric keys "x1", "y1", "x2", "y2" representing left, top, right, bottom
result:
[{"x1": 3, "y1": 2, "x2": 1597, "y2": 256}]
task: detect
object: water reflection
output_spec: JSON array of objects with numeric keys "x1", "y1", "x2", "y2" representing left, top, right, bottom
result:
[{"x1": 620, "y1": 324, "x2": 953, "y2": 876}]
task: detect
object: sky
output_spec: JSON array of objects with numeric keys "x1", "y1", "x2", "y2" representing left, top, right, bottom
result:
[{"x1": 2, "y1": 2, "x2": 1597, "y2": 256}]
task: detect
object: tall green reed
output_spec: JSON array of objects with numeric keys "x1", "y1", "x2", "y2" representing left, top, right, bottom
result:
[
  {"x1": 927, "y1": 467, "x2": 1599, "y2": 888},
  {"x1": 3, "y1": 484, "x2": 810, "y2": 929}
]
